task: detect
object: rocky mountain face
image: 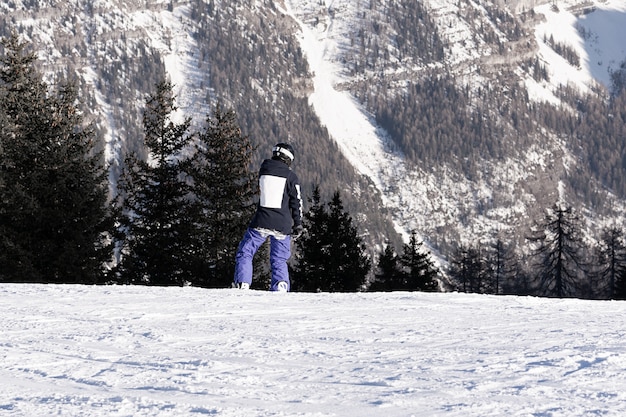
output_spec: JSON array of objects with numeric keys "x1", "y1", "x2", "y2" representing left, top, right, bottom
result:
[{"x1": 3, "y1": 0, "x2": 626, "y2": 270}]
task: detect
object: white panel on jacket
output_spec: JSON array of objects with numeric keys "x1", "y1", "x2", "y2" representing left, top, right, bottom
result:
[{"x1": 259, "y1": 175, "x2": 287, "y2": 208}]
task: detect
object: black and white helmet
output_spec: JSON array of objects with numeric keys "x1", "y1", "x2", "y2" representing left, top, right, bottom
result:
[{"x1": 272, "y1": 143, "x2": 295, "y2": 165}]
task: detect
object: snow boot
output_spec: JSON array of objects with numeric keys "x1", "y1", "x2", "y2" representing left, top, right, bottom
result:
[{"x1": 232, "y1": 282, "x2": 250, "y2": 290}]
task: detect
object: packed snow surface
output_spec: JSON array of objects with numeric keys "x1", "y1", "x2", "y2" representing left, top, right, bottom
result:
[{"x1": 2, "y1": 284, "x2": 626, "y2": 416}]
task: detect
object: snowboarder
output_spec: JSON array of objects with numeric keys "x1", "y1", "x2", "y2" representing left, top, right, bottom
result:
[{"x1": 233, "y1": 143, "x2": 303, "y2": 291}]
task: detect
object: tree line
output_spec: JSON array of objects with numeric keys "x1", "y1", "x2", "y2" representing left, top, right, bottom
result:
[
  {"x1": 447, "y1": 204, "x2": 626, "y2": 299},
  {"x1": 10, "y1": 0, "x2": 626, "y2": 275}
]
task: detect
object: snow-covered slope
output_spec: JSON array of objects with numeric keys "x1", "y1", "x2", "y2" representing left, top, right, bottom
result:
[
  {"x1": 2, "y1": 284, "x2": 626, "y2": 416},
  {"x1": 529, "y1": 0, "x2": 626, "y2": 100}
]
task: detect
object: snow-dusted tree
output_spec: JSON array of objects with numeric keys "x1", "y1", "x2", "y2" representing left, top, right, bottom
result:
[
  {"x1": 609, "y1": 59, "x2": 626, "y2": 96},
  {"x1": 527, "y1": 204, "x2": 588, "y2": 298},
  {"x1": 0, "y1": 33, "x2": 112, "y2": 283}
]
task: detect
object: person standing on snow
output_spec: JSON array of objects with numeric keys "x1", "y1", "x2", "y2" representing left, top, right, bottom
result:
[{"x1": 233, "y1": 143, "x2": 303, "y2": 292}]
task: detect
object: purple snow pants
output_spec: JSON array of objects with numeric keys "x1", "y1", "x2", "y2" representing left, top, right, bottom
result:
[{"x1": 233, "y1": 228, "x2": 291, "y2": 291}]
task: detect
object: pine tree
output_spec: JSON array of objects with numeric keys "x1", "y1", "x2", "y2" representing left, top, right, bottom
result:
[
  {"x1": 116, "y1": 79, "x2": 195, "y2": 286},
  {"x1": 449, "y1": 243, "x2": 486, "y2": 293},
  {"x1": 596, "y1": 226, "x2": 626, "y2": 299},
  {"x1": 294, "y1": 187, "x2": 370, "y2": 292},
  {"x1": 527, "y1": 204, "x2": 588, "y2": 298},
  {"x1": 0, "y1": 33, "x2": 113, "y2": 283},
  {"x1": 399, "y1": 230, "x2": 439, "y2": 291},
  {"x1": 369, "y1": 241, "x2": 404, "y2": 291},
  {"x1": 292, "y1": 186, "x2": 328, "y2": 292},
  {"x1": 326, "y1": 191, "x2": 371, "y2": 291},
  {"x1": 189, "y1": 104, "x2": 257, "y2": 287}
]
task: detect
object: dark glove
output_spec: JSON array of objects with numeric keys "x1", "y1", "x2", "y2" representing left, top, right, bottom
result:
[{"x1": 292, "y1": 224, "x2": 304, "y2": 240}]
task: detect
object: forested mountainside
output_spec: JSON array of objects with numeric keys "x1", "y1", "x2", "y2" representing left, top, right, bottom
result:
[
  {"x1": 0, "y1": 0, "x2": 401, "y2": 251},
  {"x1": 3, "y1": 0, "x2": 626, "y2": 273}
]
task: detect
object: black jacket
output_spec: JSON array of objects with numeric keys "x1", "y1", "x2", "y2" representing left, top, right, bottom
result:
[{"x1": 249, "y1": 158, "x2": 302, "y2": 235}]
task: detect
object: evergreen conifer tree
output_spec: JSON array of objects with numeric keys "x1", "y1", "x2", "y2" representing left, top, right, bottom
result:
[
  {"x1": 189, "y1": 104, "x2": 257, "y2": 287},
  {"x1": 116, "y1": 80, "x2": 195, "y2": 286},
  {"x1": 294, "y1": 187, "x2": 370, "y2": 292},
  {"x1": 449, "y1": 243, "x2": 486, "y2": 293},
  {"x1": 292, "y1": 186, "x2": 327, "y2": 292},
  {"x1": 527, "y1": 204, "x2": 587, "y2": 298},
  {"x1": 399, "y1": 230, "x2": 439, "y2": 291},
  {"x1": 596, "y1": 226, "x2": 626, "y2": 299},
  {"x1": 327, "y1": 191, "x2": 371, "y2": 291},
  {"x1": 609, "y1": 59, "x2": 626, "y2": 96},
  {"x1": 369, "y1": 242, "x2": 404, "y2": 291},
  {"x1": 0, "y1": 33, "x2": 112, "y2": 283}
]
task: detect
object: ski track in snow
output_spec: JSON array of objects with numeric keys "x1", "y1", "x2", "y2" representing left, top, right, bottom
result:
[{"x1": 2, "y1": 284, "x2": 626, "y2": 416}]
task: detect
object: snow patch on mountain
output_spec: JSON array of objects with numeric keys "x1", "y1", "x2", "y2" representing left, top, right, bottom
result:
[
  {"x1": 576, "y1": 1, "x2": 626, "y2": 87},
  {"x1": 129, "y1": 4, "x2": 208, "y2": 122},
  {"x1": 280, "y1": 0, "x2": 410, "y2": 237},
  {"x1": 531, "y1": 0, "x2": 626, "y2": 98}
]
